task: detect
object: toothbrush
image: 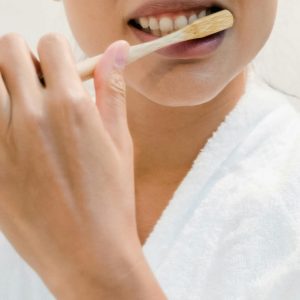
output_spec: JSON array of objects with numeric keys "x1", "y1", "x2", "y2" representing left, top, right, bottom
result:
[{"x1": 41, "y1": 9, "x2": 234, "y2": 83}]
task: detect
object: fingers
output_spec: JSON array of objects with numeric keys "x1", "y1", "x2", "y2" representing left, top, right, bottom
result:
[
  {"x1": 0, "y1": 33, "x2": 42, "y2": 102},
  {"x1": 93, "y1": 40, "x2": 130, "y2": 148},
  {"x1": 0, "y1": 33, "x2": 131, "y2": 157},
  {"x1": 37, "y1": 33, "x2": 84, "y2": 93}
]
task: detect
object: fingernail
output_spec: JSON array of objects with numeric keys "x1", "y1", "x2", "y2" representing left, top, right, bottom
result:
[
  {"x1": 113, "y1": 40, "x2": 129, "y2": 70},
  {"x1": 98, "y1": 41, "x2": 129, "y2": 81}
]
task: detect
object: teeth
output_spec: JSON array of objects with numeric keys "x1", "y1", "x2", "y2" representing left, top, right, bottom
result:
[
  {"x1": 159, "y1": 17, "x2": 174, "y2": 34},
  {"x1": 139, "y1": 17, "x2": 149, "y2": 29},
  {"x1": 135, "y1": 8, "x2": 212, "y2": 37},
  {"x1": 174, "y1": 15, "x2": 188, "y2": 30},
  {"x1": 149, "y1": 17, "x2": 159, "y2": 30},
  {"x1": 152, "y1": 29, "x2": 161, "y2": 37},
  {"x1": 188, "y1": 14, "x2": 198, "y2": 24},
  {"x1": 198, "y1": 10, "x2": 206, "y2": 19}
]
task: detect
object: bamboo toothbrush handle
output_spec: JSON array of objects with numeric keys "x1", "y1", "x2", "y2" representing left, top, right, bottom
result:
[{"x1": 76, "y1": 9, "x2": 233, "y2": 82}]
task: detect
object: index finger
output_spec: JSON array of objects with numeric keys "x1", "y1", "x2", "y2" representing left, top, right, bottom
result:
[
  {"x1": 0, "y1": 33, "x2": 42, "y2": 101},
  {"x1": 37, "y1": 33, "x2": 84, "y2": 93}
]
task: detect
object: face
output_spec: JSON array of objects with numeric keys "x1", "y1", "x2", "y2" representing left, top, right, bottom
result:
[{"x1": 63, "y1": 0, "x2": 278, "y2": 107}]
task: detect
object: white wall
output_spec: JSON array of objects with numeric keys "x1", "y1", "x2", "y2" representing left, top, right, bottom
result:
[
  {"x1": 0, "y1": 0, "x2": 72, "y2": 51},
  {"x1": 0, "y1": 0, "x2": 299, "y2": 99},
  {"x1": 253, "y1": 0, "x2": 300, "y2": 99}
]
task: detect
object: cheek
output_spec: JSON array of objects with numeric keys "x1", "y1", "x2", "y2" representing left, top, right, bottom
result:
[
  {"x1": 236, "y1": 1, "x2": 277, "y2": 63},
  {"x1": 63, "y1": 0, "x2": 124, "y2": 56},
  {"x1": 123, "y1": 2, "x2": 277, "y2": 107}
]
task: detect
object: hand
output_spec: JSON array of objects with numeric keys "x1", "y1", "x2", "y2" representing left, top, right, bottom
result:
[{"x1": 0, "y1": 33, "x2": 144, "y2": 298}]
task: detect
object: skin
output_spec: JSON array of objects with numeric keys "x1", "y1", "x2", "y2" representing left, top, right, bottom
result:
[
  {"x1": 0, "y1": 37, "x2": 165, "y2": 299},
  {"x1": 63, "y1": 0, "x2": 278, "y2": 243},
  {"x1": 0, "y1": 0, "x2": 277, "y2": 298}
]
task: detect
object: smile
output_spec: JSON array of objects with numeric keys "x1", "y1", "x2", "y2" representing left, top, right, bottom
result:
[
  {"x1": 126, "y1": 1, "x2": 229, "y2": 59},
  {"x1": 128, "y1": 6, "x2": 223, "y2": 37}
]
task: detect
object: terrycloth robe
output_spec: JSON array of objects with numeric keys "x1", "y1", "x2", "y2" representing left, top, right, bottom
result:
[{"x1": 1, "y1": 73, "x2": 300, "y2": 300}]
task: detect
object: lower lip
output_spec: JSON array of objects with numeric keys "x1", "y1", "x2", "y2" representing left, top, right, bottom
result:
[{"x1": 129, "y1": 25, "x2": 227, "y2": 59}]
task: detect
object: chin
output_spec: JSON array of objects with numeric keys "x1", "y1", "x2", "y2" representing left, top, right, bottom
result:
[
  {"x1": 124, "y1": 58, "x2": 231, "y2": 107},
  {"x1": 125, "y1": 75, "x2": 226, "y2": 107},
  {"x1": 146, "y1": 90, "x2": 217, "y2": 107}
]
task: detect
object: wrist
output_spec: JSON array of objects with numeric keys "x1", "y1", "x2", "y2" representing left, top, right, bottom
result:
[
  {"x1": 50, "y1": 239, "x2": 166, "y2": 300},
  {"x1": 108, "y1": 249, "x2": 167, "y2": 300}
]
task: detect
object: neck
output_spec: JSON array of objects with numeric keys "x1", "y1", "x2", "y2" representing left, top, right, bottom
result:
[{"x1": 126, "y1": 71, "x2": 247, "y2": 182}]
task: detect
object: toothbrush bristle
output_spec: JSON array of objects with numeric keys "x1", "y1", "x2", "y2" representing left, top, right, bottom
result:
[{"x1": 183, "y1": 10, "x2": 234, "y2": 40}]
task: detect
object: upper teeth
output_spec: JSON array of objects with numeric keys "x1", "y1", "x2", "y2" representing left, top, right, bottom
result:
[{"x1": 136, "y1": 9, "x2": 211, "y2": 36}]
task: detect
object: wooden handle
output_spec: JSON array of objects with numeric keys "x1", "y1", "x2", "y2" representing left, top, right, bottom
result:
[{"x1": 77, "y1": 55, "x2": 104, "y2": 82}]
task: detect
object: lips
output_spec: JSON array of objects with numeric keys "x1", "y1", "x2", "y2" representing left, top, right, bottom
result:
[
  {"x1": 126, "y1": 0, "x2": 231, "y2": 60},
  {"x1": 126, "y1": 0, "x2": 225, "y2": 20}
]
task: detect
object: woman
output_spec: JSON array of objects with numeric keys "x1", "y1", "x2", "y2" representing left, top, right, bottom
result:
[{"x1": 1, "y1": 0, "x2": 300, "y2": 299}]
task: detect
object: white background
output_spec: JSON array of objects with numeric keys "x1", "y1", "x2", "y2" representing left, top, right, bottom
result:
[{"x1": 0, "y1": 0, "x2": 299, "y2": 99}]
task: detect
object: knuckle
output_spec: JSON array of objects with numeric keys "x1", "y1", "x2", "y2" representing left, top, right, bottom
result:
[
  {"x1": 0, "y1": 33, "x2": 31, "y2": 68},
  {"x1": 54, "y1": 88, "x2": 88, "y2": 104},
  {"x1": 22, "y1": 107, "x2": 45, "y2": 129},
  {"x1": 0, "y1": 33, "x2": 26, "y2": 52},
  {"x1": 37, "y1": 33, "x2": 68, "y2": 52},
  {"x1": 72, "y1": 100, "x2": 96, "y2": 122},
  {"x1": 109, "y1": 71, "x2": 126, "y2": 99},
  {"x1": 0, "y1": 32, "x2": 24, "y2": 45},
  {"x1": 50, "y1": 88, "x2": 92, "y2": 120}
]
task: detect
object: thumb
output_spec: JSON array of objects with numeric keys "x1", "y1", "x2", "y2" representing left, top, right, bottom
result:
[{"x1": 93, "y1": 40, "x2": 130, "y2": 146}]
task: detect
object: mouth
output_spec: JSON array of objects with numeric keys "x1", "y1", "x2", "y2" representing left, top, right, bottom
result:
[
  {"x1": 127, "y1": 3, "x2": 224, "y2": 38},
  {"x1": 126, "y1": 2, "x2": 228, "y2": 59}
]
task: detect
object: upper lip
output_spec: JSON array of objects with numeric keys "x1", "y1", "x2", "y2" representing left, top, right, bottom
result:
[{"x1": 126, "y1": 0, "x2": 224, "y2": 20}]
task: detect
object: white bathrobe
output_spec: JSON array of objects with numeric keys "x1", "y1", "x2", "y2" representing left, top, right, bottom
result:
[{"x1": 1, "y1": 73, "x2": 300, "y2": 300}]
